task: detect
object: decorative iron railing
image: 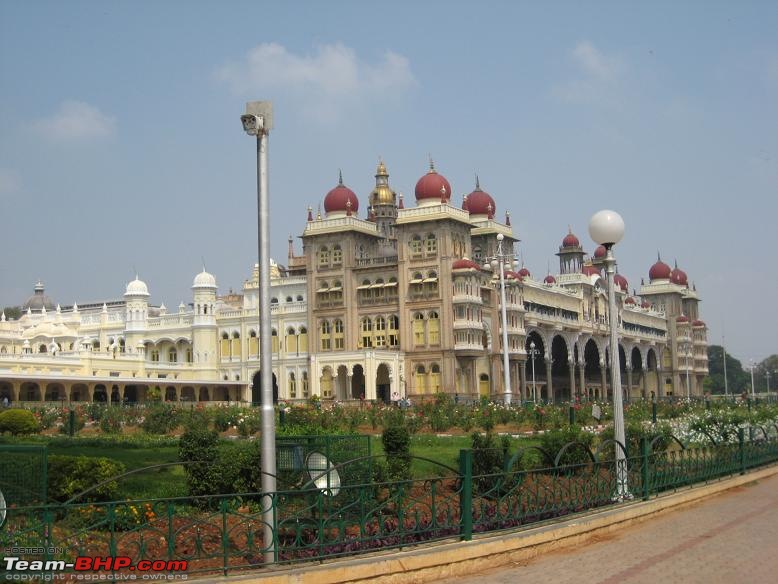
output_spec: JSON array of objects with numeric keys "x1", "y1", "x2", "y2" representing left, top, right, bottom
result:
[{"x1": 1, "y1": 432, "x2": 777, "y2": 577}]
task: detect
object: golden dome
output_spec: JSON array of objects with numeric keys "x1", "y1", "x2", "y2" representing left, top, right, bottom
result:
[{"x1": 369, "y1": 159, "x2": 396, "y2": 206}]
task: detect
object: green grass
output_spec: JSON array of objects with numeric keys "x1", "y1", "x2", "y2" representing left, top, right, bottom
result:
[{"x1": 6, "y1": 432, "x2": 544, "y2": 501}]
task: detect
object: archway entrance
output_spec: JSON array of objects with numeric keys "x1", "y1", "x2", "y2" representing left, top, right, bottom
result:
[
  {"x1": 376, "y1": 364, "x2": 390, "y2": 403},
  {"x1": 352, "y1": 365, "x2": 365, "y2": 400},
  {"x1": 251, "y1": 370, "x2": 278, "y2": 405}
]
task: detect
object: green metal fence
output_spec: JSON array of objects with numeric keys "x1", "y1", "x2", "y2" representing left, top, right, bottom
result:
[
  {"x1": 0, "y1": 444, "x2": 47, "y2": 506},
  {"x1": 1, "y1": 435, "x2": 777, "y2": 577}
]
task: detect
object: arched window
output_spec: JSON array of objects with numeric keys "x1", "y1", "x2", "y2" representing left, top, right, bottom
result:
[
  {"x1": 388, "y1": 314, "x2": 400, "y2": 348},
  {"x1": 231, "y1": 331, "x2": 241, "y2": 359},
  {"x1": 320, "y1": 321, "x2": 331, "y2": 350},
  {"x1": 220, "y1": 332, "x2": 230, "y2": 359},
  {"x1": 296, "y1": 294, "x2": 304, "y2": 302},
  {"x1": 285, "y1": 296, "x2": 293, "y2": 303},
  {"x1": 248, "y1": 330, "x2": 258, "y2": 357},
  {"x1": 333, "y1": 319, "x2": 344, "y2": 350},
  {"x1": 168, "y1": 349, "x2": 177, "y2": 363},
  {"x1": 425, "y1": 270, "x2": 439, "y2": 294},
  {"x1": 410, "y1": 234, "x2": 422, "y2": 256},
  {"x1": 299, "y1": 326, "x2": 308, "y2": 352},
  {"x1": 321, "y1": 368, "x2": 334, "y2": 399},
  {"x1": 429, "y1": 363, "x2": 441, "y2": 393},
  {"x1": 428, "y1": 311, "x2": 440, "y2": 345},
  {"x1": 413, "y1": 312, "x2": 426, "y2": 347},
  {"x1": 271, "y1": 297, "x2": 279, "y2": 304},
  {"x1": 361, "y1": 317, "x2": 373, "y2": 348},
  {"x1": 415, "y1": 364, "x2": 427, "y2": 394},
  {"x1": 332, "y1": 244, "x2": 343, "y2": 265},
  {"x1": 374, "y1": 316, "x2": 386, "y2": 347},
  {"x1": 425, "y1": 233, "x2": 437, "y2": 255},
  {"x1": 271, "y1": 329, "x2": 279, "y2": 353},
  {"x1": 289, "y1": 372, "x2": 297, "y2": 399},
  {"x1": 286, "y1": 327, "x2": 298, "y2": 354},
  {"x1": 318, "y1": 246, "x2": 330, "y2": 267},
  {"x1": 302, "y1": 371, "x2": 309, "y2": 398}
]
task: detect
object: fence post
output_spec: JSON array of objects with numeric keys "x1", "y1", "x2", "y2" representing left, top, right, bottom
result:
[
  {"x1": 459, "y1": 449, "x2": 473, "y2": 541},
  {"x1": 69, "y1": 409, "x2": 76, "y2": 436},
  {"x1": 738, "y1": 428, "x2": 745, "y2": 475},
  {"x1": 640, "y1": 437, "x2": 650, "y2": 501},
  {"x1": 651, "y1": 401, "x2": 657, "y2": 424},
  {"x1": 569, "y1": 405, "x2": 575, "y2": 426}
]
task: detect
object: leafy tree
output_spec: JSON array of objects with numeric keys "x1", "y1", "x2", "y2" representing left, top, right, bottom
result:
[
  {"x1": 704, "y1": 345, "x2": 750, "y2": 395},
  {"x1": 1, "y1": 306, "x2": 21, "y2": 320}
]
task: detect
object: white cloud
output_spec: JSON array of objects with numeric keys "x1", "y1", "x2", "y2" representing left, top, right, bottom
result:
[
  {"x1": 0, "y1": 168, "x2": 21, "y2": 196},
  {"x1": 553, "y1": 41, "x2": 626, "y2": 106},
  {"x1": 32, "y1": 101, "x2": 116, "y2": 143},
  {"x1": 217, "y1": 43, "x2": 415, "y2": 121}
]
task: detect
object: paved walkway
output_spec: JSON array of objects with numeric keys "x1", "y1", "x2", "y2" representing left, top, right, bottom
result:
[{"x1": 436, "y1": 472, "x2": 778, "y2": 584}]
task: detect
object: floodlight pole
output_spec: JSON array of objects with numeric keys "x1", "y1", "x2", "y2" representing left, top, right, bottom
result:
[{"x1": 242, "y1": 101, "x2": 276, "y2": 564}]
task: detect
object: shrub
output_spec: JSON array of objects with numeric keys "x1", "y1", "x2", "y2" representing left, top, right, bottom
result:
[
  {"x1": 470, "y1": 431, "x2": 511, "y2": 493},
  {"x1": 142, "y1": 404, "x2": 180, "y2": 434},
  {"x1": 98, "y1": 407, "x2": 123, "y2": 434},
  {"x1": 179, "y1": 426, "x2": 220, "y2": 498},
  {"x1": 382, "y1": 425, "x2": 411, "y2": 482},
  {"x1": 0, "y1": 409, "x2": 40, "y2": 436},
  {"x1": 539, "y1": 425, "x2": 595, "y2": 467},
  {"x1": 48, "y1": 455, "x2": 126, "y2": 503}
]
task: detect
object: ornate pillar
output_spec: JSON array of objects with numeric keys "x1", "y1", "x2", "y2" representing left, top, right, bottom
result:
[
  {"x1": 64, "y1": 383, "x2": 72, "y2": 403},
  {"x1": 600, "y1": 363, "x2": 608, "y2": 400},
  {"x1": 578, "y1": 363, "x2": 586, "y2": 401},
  {"x1": 87, "y1": 383, "x2": 95, "y2": 403},
  {"x1": 626, "y1": 364, "x2": 633, "y2": 404},
  {"x1": 518, "y1": 361, "x2": 526, "y2": 402},
  {"x1": 11, "y1": 381, "x2": 20, "y2": 403},
  {"x1": 175, "y1": 386, "x2": 182, "y2": 402},
  {"x1": 568, "y1": 361, "x2": 576, "y2": 402},
  {"x1": 656, "y1": 366, "x2": 664, "y2": 397},
  {"x1": 642, "y1": 365, "x2": 649, "y2": 399},
  {"x1": 545, "y1": 358, "x2": 553, "y2": 403}
]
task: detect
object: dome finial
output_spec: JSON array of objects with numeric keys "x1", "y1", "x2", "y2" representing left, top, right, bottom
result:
[
  {"x1": 307, "y1": 206, "x2": 313, "y2": 222},
  {"x1": 657, "y1": 250, "x2": 661, "y2": 261},
  {"x1": 338, "y1": 169, "x2": 343, "y2": 185},
  {"x1": 316, "y1": 204, "x2": 322, "y2": 220},
  {"x1": 475, "y1": 174, "x2": 481, "y2": 190},
  {"x1": 674, "y1": 258, "x2": 678, "y2": 269},
  {"x1": 568, "y1": 224, "x2": 572, "y2": 234},
  {"x1": 428, "y1": 154, "x2": 436, "y2": 172}
]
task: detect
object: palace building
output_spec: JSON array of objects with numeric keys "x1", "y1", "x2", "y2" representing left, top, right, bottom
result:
[{"x1": 0, "y1": 161, "x2": 708, "y2": 405}]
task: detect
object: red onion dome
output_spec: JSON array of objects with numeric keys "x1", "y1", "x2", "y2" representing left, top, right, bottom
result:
[
  {"x1": 625, "y1": 296, "x2": 636, "y2": 305},
  {"x1": 641, "y1": 300, "x2": 651, "y2": 309},
  {"x1": 415, "y1": 160, "x2": 452, "y2": 203},
  {"x1": 544, "y1": 274, "x2": 556, "y2": 284},
  {"x1": 692, "y1": 319, "x2": 706, "y2": 327},
  {"x1": 562, "y1": 228, "x2": 580, "y2": 248},
  {"x1": 614, "y1": 273, "x2": 628, "y2": 292},
  {"x1": 452, "y1": 258, "x2": 480, "y2": 271},
  {"x1": 505, "y1": 270, "x2": 523, "y2": 281},
  {"x1": 582, "y1": 265, "x2": 600, "y2": 277},
  {"x1": 676, "y1": 315, "x2": 689, "y2": 323},
  {"x1": 518, "y1": 267, "x2": 531, "y2": 278},
  {"x1": 649, "y1": 256, "x2": 672, "y2": 281},
  {"x1": 670, "y1": 267, "x2": 688, "y2": 286},
  {"x1": 465, "y1": 176, "x2": 496, "y2": 216},
  {"x1": 323, "y1": 172, "x2": 359, "y2": 215},
  {"x1": 594, "y1": 245, "x2": 607, "y2": 259}
]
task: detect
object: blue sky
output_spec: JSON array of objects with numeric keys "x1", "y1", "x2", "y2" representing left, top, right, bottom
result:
[{"x1": 1, "y1": 1, "x2": 776, "y2": 364}]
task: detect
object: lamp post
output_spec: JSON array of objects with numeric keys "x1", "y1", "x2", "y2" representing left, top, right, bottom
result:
[
  {"x1": 588, "y1": 209, "x2": 630, "y2": 500},
  {"x1": 484, "y1": 233, "x2": 514, "y2": 405},
  {"x1": 722, "y1": 338, "x2": 729, "y2": 397},
  {"x1": 241, "y1": 101, "x2": 276, "y2": 564},
  {"x1": 750, "y1": 360, "x2": 756, "y2": 399},
  {"x1": 685, "y1": 339, "x2": 691, "y2": 399},
  {"x1": 528, "y1": 341, "x2": 539, "y2": 404}
]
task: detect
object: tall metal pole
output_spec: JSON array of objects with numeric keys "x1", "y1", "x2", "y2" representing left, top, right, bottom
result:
[
  {"x1": 722, "y1": 337, "x2": 729, "y2": 397},
  {"x1": 685, "y1": 342, "x2": 691, "y2": 399},
  {"x1": 604, "y1": 246, "x2": 629, "y2": 499},
  {"x1": 496, "y1": 235, "x2": 511, "y2": 405},
  {"x1": 750, "y1": 361, "x2": 756, "y2": 399},
  {"x1": 530, "y1": 342, "x2": 537, "y2": 404},
  {"x1": 257, "y1": 126, "x2": 277, "y2": 563}
]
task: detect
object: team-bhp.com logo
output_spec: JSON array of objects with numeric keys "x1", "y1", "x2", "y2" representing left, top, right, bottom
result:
[{"x1": 3, "y1": 556, "x2": 188, "y2": 580}]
